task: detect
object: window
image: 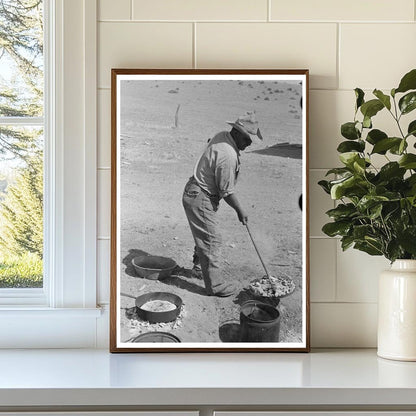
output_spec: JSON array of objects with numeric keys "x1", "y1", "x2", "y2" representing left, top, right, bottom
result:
[
  {"x1": 0, "y1": 0, "x2": 101, "y2": 348},
  {"x1": 0, "y1": 0, "x2": 45, "y2": 292}
]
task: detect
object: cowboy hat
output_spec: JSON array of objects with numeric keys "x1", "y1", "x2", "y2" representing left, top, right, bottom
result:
[{"x1": 227, "y1": 111, "x2": 264, "y2": 141}]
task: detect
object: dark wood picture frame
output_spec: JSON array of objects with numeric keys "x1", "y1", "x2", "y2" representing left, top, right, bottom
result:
[{"x1": 110, "y1": 69, "x2": 310, "y2": 352}]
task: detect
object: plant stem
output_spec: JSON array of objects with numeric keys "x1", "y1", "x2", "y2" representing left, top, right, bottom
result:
[{"x1": 390, "y1": 97, "x2": 406, "y2": 139}]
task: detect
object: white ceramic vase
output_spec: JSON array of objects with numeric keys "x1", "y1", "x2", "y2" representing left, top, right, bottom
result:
[{"x1": 378, "y1": 259, "x2": 416, "y2": 361}]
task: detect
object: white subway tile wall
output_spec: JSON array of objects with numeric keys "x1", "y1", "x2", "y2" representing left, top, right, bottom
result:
[
  {"x1": 310, "y1": 239, "x2": 336, "y2": 302},
  {"x1": 97, "y1": 0, "x2": 416, "y2": 347},
  {"x1": 97, "y1": 239, "x2": 110, "y2": 305},
  {"x1": 340, "y1": 24, "x2": 416, "y2": 90},
  {"x1": 311, "y1": 303, "x2": 378, "y2": 347},
  {"x1": 336, "y1": 247, "x2": 390, "y2": 303},
  {"x1": 309, "y1": 170, "x2": 334, "y2": 237},
  {"x1": 99, "y1": 0, "x2": 131, "y2": 21},
  {"x1": 98, "y1": 90, "x2": 111, "y2": 168},
  {"x1": 98, "y1": 169, "x2": 111, "y2": 239},
  {"x1": 132, "y1": 0, "x2": 269, "y2": 21},
  {"x1": 196, "y1": 23, "x2": 337, "y2": 89},
  {"x1": 98, "y1": 22, "x2": 193, "y2": 88},
  {"x1": 270, "y1": 0, "x2": 414, "y2": 22},
  {"x1": 309, "y1": 90, "x2": 353, "y2": 169}
]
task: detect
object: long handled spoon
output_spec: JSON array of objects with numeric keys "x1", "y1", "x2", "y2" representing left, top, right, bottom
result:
[{"x1": 245, "y1": 223, "x2": 273, "y2": 284}]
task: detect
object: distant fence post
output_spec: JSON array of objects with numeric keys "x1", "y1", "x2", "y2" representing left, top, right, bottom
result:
[{"x1": 174, "y1": 104, "x2": 181, "y2": 128}]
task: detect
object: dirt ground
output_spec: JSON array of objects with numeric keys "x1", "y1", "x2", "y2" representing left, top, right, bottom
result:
[{"x1": 117, "y1": 78, "x2": 304, "y2": 345}]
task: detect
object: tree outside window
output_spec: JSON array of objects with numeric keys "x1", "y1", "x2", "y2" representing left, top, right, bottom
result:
[{"x1": 0, "y1": 0, "x2": 44, "y2": 288}]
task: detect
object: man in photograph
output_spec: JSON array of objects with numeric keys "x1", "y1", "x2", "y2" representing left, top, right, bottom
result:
[{"x1": 182, "y1": 111, "x2": 263, "y2": 297}]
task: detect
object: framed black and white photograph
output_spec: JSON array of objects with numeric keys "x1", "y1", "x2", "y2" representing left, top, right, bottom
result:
[{"x1": 110, "y1": 69, "x2": 309, "y2": 352}]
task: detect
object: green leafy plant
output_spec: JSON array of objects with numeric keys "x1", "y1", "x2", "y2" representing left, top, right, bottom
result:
[{"x1": 319, "y1": 69, "x2": 416, "y2": 262}]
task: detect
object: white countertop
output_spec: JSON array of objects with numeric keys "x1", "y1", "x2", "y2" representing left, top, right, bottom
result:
[{"x1": 0, "y1": 348, "x2": 416, "y2": 408}]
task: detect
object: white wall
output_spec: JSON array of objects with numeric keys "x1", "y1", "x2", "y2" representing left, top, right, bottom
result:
[{"x1": 96, "y1": 0, "x2": 416, "y2": 347}]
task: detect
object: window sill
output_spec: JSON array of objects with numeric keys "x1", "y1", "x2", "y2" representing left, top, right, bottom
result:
[
  {"x1": 0, "y1": 307, "x2": 104, "y2": 348},
  {"x1": 0, "y1": 306, "x2": 102, "y2": 316}
]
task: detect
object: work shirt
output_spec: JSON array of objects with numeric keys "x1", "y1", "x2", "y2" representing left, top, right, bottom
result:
[{"x1": 193, "y1": 131, "x2": 240, "y2": 199}]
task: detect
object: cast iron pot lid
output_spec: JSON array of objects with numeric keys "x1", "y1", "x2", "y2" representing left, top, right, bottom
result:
[{"x1": 131, "y1": 332, "x2": 181, "y2": 343}]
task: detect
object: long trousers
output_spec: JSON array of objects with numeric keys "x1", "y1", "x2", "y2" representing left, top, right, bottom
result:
[{"x1": 182, "y1": 177, "x2": 228, "y2": 295}]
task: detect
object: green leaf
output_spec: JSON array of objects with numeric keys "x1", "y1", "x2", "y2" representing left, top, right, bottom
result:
[
  {"x1": 398, "y1": 227, "x2": 416, "y2": 255},
  {"x1": 318, "y1": 180, "x2": 331, "y2": 194},
  {"x1": 384, "y1": 203, "x2": 400, "y2": 222},
  {"x1": 357, "y1": 195, "x2": 389, "y2": 211},
  {"x1": 383, "y1": 138, "x2": 408, "y2": 155},
  {"x1": 406, "y1": 174, "x2": 416, "y2": 187},
  {"x1": 360, "y1": 99, "x2": 384, "y2": 119},
  {"x1": 365, "y1": 236, "x2": 384, "y2": 252},
  {"x1": 399, "y1": 92, "x2": 416, "y2": 115},
  {"x1": 325, "y1": 167, "x2": 351, "y2": 176},
  {"x1": 407, "y1": 196, "x2": 416, "y2": 207},
  {"x1": 395, "y1": 69, "x2": 416, "y2": 94},
  {"x1": 329, "y1": 175, "x2": 354, "y2": 185},
  {"x1": 391, "y1": 88, "x2": 396, "y2": 98},
  {"x1": 378, "y1": 162, "x2": 406, "y2": 181},
  {"x1": 386, "y1": 240, "x2": 402, "y2": 262},
  {"x1": 399, "y1": 154, "x2": 416, "y2": 169},
  {"x1": 330, "y1": 175, "x2": 364, "y2": 200},
  {"x1": 355, "y1": 88, "x2": 365, "y2": 110},
  {"x1": 330, "y1": 176, "x2": 354, "y2": 199},
  {"x1": 373, "y1": 89, "x2": 391, "y2": 110},
  {"x1": 410, "y1": 206, "x2": 416, "y2": 222},
  {"x1": 389, "y1": 139, "x2": 408, "y2": 155},
  {"x1": 369, "y1": 203, "x2": 383, "y2": 219},
  {"x1": 371, "y1": 137, "x2": 402, "y2": 154},
  {"x1": 405, "y1": 175, "x2": 416, "y2": 196},
  {"x1": 326, "y1": 203, "x2": 357, "y2": 220},
  {"x1": 363, "y1": 115, "x2": 372, "y2": 129},
  {"x1": 353, "y1": 158, "x2": 366, "y2": 174},
  {"x1": 322, "y1": 221, "x2": 351, "y2": 237},
  {"x1": 407, "y1": 120, "x2": 416, "y2": 138},
  {"x1": 352, "y1": 224, "x2": 374, "y2": 240},
  {"x1": 337, "y1": 140, "x2": 365, "y2": 153},
  {"x1": 339, "y1": 152, "x2": 360, "y2": 167},
  {"x1": 366, "y1": 129, "x2": 387, "y2": 145},
  {"x1": 341, "y1": 122, "x2": 361, "y2": 140},
  {"x1": 341, "y1": 235, "x2": 355, "y2": 251},
  {"x1": 354, "y1": 241, "x2": 383, "y2": 256}
]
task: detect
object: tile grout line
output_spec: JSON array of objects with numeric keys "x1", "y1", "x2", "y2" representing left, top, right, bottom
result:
[
  {"x1": 130, "y1": 0, "x2": 133, "y2": 20},
  {"x1": 193, "y1": 22, "x2": 197, "y2": 68},
  {"x1": 98, "y1": 19, "x2": 415, "y2": 24},
  {"x1": 336, "y1": 22, "x2": 340, "y2": 90},
  {"x1": 333, "y1": 230, "x2": 338, "y2": 303},
  {"x1": 267, "y1": 0, "x2": 271, "y2": 22},
  {"x1": 310, "y1": 236, "x2": 340, "y2": 239},
  {"x1": 311, "y1": 301, "x2": 378, "y2": 305}
]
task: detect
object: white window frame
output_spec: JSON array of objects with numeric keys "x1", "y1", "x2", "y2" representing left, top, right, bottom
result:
[{"x1": 0, "y1": 0, "x2": 101, "y2": 348}]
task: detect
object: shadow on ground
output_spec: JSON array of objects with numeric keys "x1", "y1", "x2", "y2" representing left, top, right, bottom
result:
[
  {"x1": 123, "y1": 250, "x2": 208, "y2": 296},
  {"x1": 123, "y1": 248, "x2": 150, "y2": 277},
  {"x1": 162, "y1": 272, "x2": 207, "y2": 296},
  {"x1": 251, "y1": 143, "x2": 302, "y2": 159}
]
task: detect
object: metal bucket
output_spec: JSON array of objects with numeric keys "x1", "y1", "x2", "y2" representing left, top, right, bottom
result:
[{"x1": 240, "y1": 300, "x2": 280, "y2": 342}]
